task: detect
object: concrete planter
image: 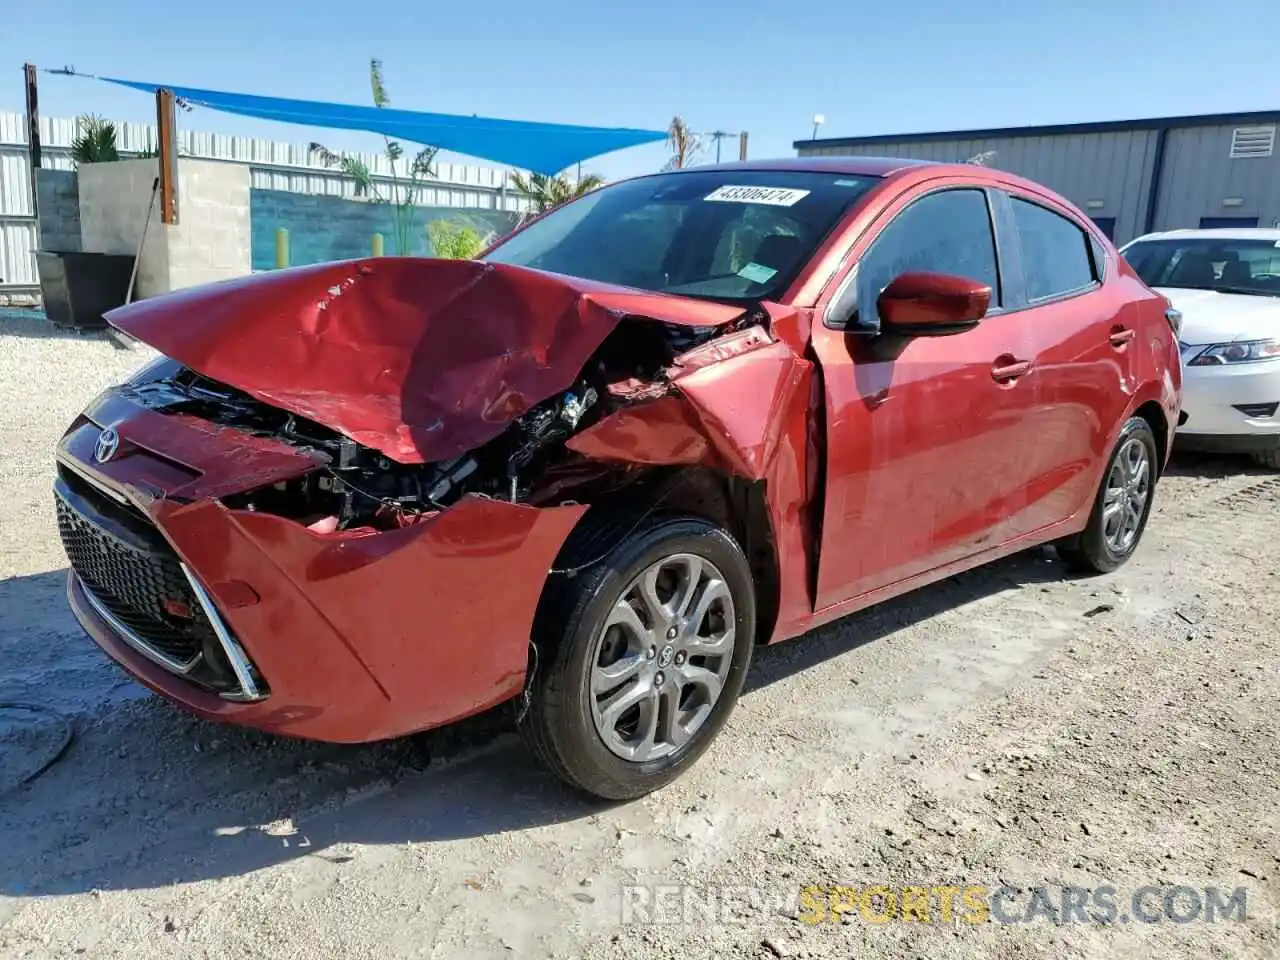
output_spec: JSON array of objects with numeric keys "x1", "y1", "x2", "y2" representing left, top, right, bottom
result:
[{"x1": 36, "y1": 251, "x2": 135, "y2": 329}]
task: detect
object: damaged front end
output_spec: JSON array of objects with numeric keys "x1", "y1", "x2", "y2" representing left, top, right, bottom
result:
[{"x1": 57, "y1": 257, "x2": 814, "y2": 742}]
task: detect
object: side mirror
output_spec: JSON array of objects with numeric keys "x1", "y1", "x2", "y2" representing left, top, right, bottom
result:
[{"x1": 876, "y1": 272, "x2": 991, "y2": 336}]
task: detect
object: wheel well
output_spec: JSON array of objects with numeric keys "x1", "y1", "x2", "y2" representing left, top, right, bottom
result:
[
  {"x1": 1134, "y1": 400, "x2": 1169, "y2": 477},
  {"x1": 547, "y1": 466, "x2": 781, "y2": 645}
]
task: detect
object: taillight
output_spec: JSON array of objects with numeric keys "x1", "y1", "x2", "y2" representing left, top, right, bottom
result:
[{"x1": 1164, "y1": 307, "x2": 1183, "y2": 337}]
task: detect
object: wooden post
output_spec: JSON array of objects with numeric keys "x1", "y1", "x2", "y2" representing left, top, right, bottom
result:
[
  {"x1": 739, "y1": 131, "x2": 749, "y2": 161},
  {"x1": 24, "y1": 64, "x2": 41, "y2": 219},
  {"x1": 156, "y1": 87, "x2": 179, "y2": 224},
  {"x1": 371, "y1": 233, "x2": 384, "y2": 257},
  {"x1": 274, "y1": 228, "x2": 290, "y2": 269}
]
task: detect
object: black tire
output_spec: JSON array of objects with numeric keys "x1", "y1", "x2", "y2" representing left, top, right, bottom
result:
[
  {"x1": 1058, "y1": 416, "x2": 1159, "y2": 574},
  {"x1": 519, "y1": 514, "x2": 756, "y2": 800},
  {"x1": 1252, "y1": 448, "x2": 1280, "y2": 470}
]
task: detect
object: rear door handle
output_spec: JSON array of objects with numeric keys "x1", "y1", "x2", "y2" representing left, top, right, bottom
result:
[
  {"x1": 1109, "y1": 326, "x2": 1136, "y2": 347},
  {"x1": 991, "y1": 357, "x2": 1032, "y2": 382}
]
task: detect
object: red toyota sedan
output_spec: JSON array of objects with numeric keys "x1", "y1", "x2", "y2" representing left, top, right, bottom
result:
[{"x1": 55, "y1": 158, "x2": 1181, "y2": 799}]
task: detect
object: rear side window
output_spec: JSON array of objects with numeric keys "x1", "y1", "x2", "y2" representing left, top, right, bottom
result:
[
  {"x1": 1012, "y1": 198, "x2": 1096, "y2": 300},
  {"x1": 858, "y1": 188, "x2": 1001, "y2": 312}
]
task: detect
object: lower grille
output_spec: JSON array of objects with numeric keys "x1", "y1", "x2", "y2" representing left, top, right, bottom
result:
[
  {"x1": 56, "y1": 495, "x2": 206, "y2": 669},
  {"x1": 1233, "y1": 402, "x2": 1279, "y2": 419},
  {"x1": 54, "y1": 468, "x2": 261, "y2": 697}
]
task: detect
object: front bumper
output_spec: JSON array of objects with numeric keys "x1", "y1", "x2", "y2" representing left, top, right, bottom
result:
[
  {"x1": 1177, "y1": 358, "x2": 1280, "y2": 444},
  {"x1": 57, "y1": 391, "x2": 586, "y2": 743}
]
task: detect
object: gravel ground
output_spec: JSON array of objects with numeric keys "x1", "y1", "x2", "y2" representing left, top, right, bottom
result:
[{"x1": 1, "y1": 314, "x2": 1277, "y2": 960}]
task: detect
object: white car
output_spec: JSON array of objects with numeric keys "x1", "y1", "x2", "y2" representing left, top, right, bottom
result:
[{"x1": 1121, "y1": 228, "x2": 1280, "y2": 469}]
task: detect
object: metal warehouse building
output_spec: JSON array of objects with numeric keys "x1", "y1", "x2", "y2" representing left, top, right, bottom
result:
[{"x1": 795, "y1": 110, "x2": 1280, "y2": 245}]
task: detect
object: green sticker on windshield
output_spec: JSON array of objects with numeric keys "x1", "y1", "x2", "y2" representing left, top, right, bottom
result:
[{"x1": 737, "y1": 262, "x2": 778, "y2": 284}]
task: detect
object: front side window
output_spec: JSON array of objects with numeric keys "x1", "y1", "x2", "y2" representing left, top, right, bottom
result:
[
  {"x1": 484, "y1": 170, "x2": 880, "y2": 303},
  {"x1": 857, "y1": 188, "x2": 1001, "y2": 318},
  {"x1": 1011, "y1": 198, "x2": 1096, "y2": 300},
  {"x1": 1121, "y1": 237, "x2": 1280, "y2": 297}
]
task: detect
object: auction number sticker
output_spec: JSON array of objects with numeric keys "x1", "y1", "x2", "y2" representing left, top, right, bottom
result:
[{"x1": 704, "y1": 185, "x2": 811, "y2": 206}]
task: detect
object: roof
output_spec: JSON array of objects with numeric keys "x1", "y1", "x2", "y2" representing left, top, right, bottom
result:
[
  {"x1": 1129, "y1": 227, "x2": 1280, "y2": 244},
  {"x1": 795, "y1": 109, "x2": 1280, "y2": 150},
  {"x1": 671, "y1": 156, "x2": 932, "y2": 176}
]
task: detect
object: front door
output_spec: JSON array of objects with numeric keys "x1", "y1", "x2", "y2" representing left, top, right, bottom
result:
[{"x1": 811, "y1": 185, "x2": 1041, "y2": 610}]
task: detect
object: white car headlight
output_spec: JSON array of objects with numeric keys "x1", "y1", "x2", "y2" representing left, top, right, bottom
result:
[{"x1": 1186, "y1": 339, "x2": 1280, "y2": 366}]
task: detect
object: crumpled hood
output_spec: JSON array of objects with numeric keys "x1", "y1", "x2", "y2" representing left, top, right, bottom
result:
[
  {"x1": 1156, "y1": 287, "x2": 1280, "y2": 346},
  {"x1": 105, "y1": 257, "x2": 744, "y2": 464}
]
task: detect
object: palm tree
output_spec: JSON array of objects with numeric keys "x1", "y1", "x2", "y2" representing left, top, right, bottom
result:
[
  {"x1": 70, "y1": 115, "x2": 121, "y2": 165},
  {"x1": 309, "y1": 59, "x2": 438, "y2": 255},
  {"x1": 509, "y1": 170, "x2": 605, "y2": 215},
  {"x1": 665, "y1": 116, "x2": 700, "y2": 170}
]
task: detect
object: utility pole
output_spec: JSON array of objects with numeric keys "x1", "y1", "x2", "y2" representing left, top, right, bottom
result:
[
  {"x1": 23, "y1": 64, "x2": 41, "y2": 220},
  {"x1": 709, "y1": 131, "x2": 730, "y2": 164}
]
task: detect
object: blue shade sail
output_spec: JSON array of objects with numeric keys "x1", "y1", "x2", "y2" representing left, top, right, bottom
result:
[{"x1": 97, "y1": 76, "x2": 666, "y2": 174}]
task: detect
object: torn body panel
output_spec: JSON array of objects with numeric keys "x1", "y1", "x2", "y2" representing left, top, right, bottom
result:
[
  {"x1": 568, "y1": 322, "x2": 818, "y2": 642},
  {"x1": 105, "y1": 257, "x2": 743, "y2": 465},
  {"x1": 61, "y1": 256, "x2": 822, "y2": 741},
  {"x1": 60, "y1": 388, "x2": 588, "y2": 740}
]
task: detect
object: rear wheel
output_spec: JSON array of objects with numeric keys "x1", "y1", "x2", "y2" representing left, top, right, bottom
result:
[
  {"x1": 520, "y1": 515, "x2": 755, "y2": 800},
  {"x1": 1058, "y1": 416, "x2": 1159, "y2": 574}
]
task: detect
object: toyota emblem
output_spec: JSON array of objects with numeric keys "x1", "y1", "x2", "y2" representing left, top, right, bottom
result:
[{"x1": 94, "y1": 427, "x2": 121, "y2": 464}]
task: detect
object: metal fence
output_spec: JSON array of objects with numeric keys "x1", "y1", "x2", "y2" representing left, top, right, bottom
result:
[{"x1": 0, "y1": 111, "x2": 532, "y2": 292}]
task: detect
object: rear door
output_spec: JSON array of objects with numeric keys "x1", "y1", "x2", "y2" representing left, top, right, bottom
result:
[
  {"x1": 994, "y1": 188, "x2": 1135, "y2": 535},
  {"x1": 810, "y1": 183, "x2": 1042, "y2": 609}
]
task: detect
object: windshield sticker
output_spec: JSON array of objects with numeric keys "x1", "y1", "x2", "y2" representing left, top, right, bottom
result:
[
  {"x1": 737, "y1": 262, "x2": 778, "y2": 284},
  {"x1": 833, "y1": 179, "x2": 863, "y2": 187},
  {"x1": 705, "y1": 185, "x2": 811, "y2": 207}
]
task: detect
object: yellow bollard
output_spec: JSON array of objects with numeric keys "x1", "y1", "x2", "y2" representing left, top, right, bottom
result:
[
  {"x1": 274, "y1": 227, "x2": 289, "y2": 269},
  {"x1": 371, "y1": 233, "x2": 384, "y2": 257}
]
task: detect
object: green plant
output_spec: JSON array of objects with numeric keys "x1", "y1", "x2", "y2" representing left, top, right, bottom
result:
[
  {"x1": 509, "y1": 170, "x2": 605, "y2": 216},
  {"x1": 309, "y1": 59, "x2": 439, "y2": 256},
  {"x1": 427, "y1": 219, "x2": 485, "y2": 259},
  {"x1": 70, "y1": 115, "x2": 120, "y2": 165}
]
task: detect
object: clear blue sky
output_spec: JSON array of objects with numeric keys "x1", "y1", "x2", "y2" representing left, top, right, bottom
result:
[{"x1": 7, "y1": 0, "x2": 1278, "y2": 181}]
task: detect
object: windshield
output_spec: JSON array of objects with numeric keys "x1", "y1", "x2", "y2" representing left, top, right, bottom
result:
[
  {"x1": 483, "y1": 170, "x2": 880, "y2": 302},
  {"x1": 1122, "y1": 237, "x2": 1280, "y2": 297}
]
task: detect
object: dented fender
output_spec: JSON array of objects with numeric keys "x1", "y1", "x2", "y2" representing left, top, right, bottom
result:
[{"x1": 568, "y1": 317, "x2": 818, "y2": 641}]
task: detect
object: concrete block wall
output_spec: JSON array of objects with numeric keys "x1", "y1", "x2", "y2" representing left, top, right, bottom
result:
[
  {"x1": 77, "y1": 159, "x2": 169, "y2": 298},
  {"x1": 249, "y1": 189, "x2": 522, "y2": 270},
  {"x1": 166, "y1": 160, "x2": 251, "y2": 290},
  {"x1": 36, "y1": 169, "x2": 81, "y2": 253},
  {"x1": 77, "y1": 159, "x2": 251, "y2": 297}
]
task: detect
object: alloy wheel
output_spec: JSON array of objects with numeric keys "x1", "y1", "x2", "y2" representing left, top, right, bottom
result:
[
  {"x1": 589, "y1": 554, "x2": 736, "y2": 762},
  {"x1": 1102, "y1": 436, "x2": 1151, "y2": 553}
]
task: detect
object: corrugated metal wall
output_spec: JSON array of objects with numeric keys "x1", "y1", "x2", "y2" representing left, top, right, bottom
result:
[
  {"x1": 798, "y1": 130, "x2": 1161, "y2": 243},
  {"x1": 0, "y1": 111, "x2": 531, "y2": 291},
  {"x1": 1156, "y1": 124, "x2": 1280, "y2": 231}
]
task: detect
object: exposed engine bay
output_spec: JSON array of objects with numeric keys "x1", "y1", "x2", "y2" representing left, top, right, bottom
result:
[{"x1": 125, "y1": 317, "x2": 737, "y2": 532}]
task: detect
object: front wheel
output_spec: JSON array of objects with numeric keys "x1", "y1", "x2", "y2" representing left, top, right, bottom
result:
[
  {"x1": 1058, "y1": 416, "x2": 1159, "y2": 574},
  {"x1": 520, "y1": 515, "x2": 756, "y2": 800}
]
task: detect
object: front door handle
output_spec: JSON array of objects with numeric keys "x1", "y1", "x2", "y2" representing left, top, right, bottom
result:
[
  {"x1": 1109, "y1": 325, "x2": 1136, "y2": 347},
  {"x1": 991, "y1": 356, "x2": 1032, "y2": 382}
]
